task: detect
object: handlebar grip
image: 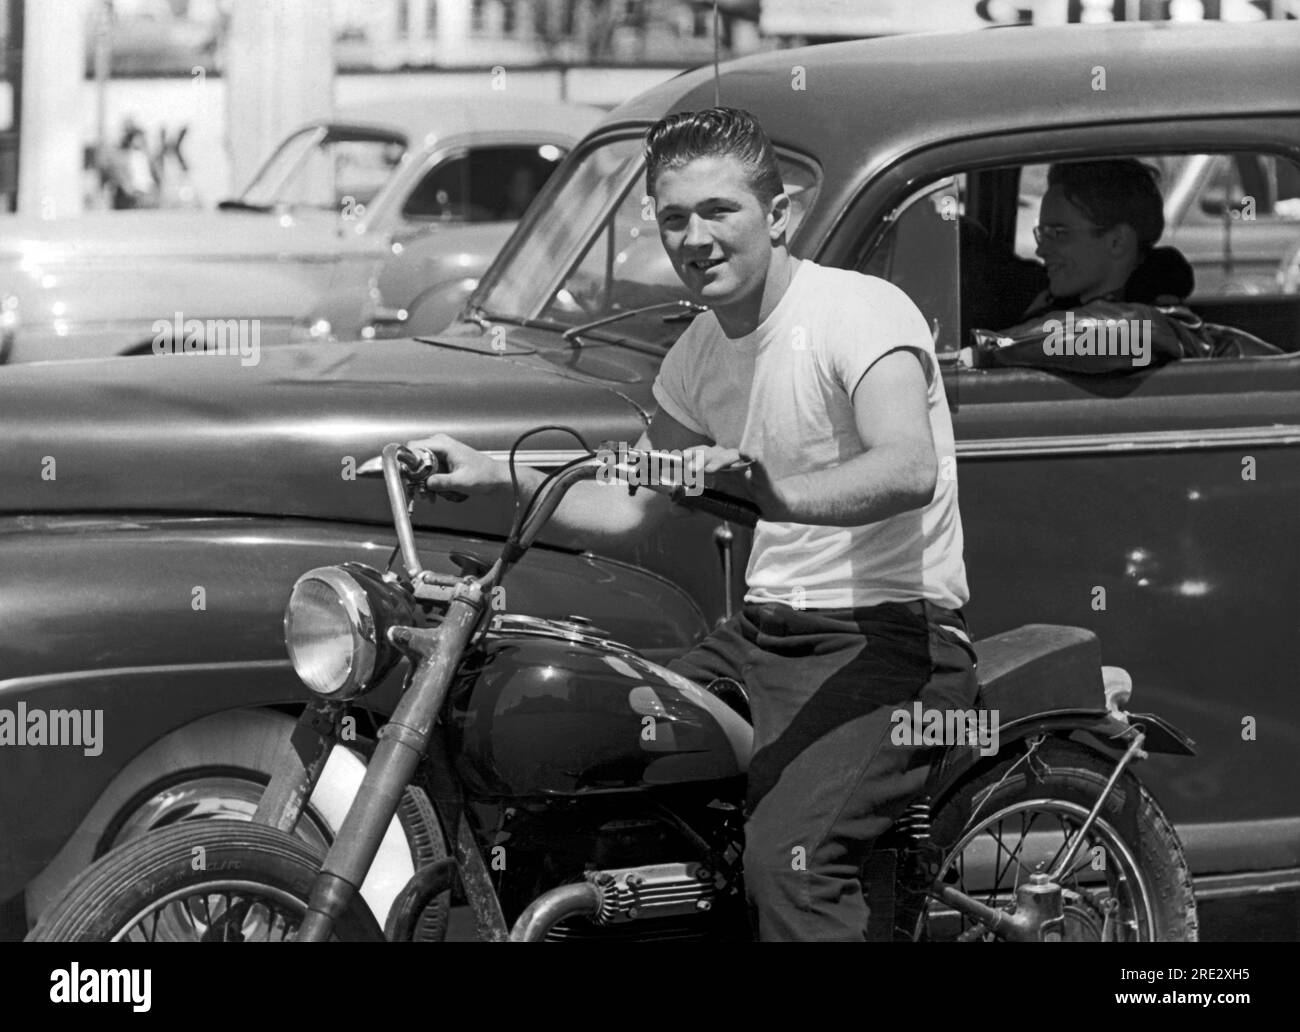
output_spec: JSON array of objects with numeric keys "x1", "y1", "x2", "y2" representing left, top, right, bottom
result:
[
  {"x1": 397, "y1": 447, "x2": 468, "y2": 502},
  {"x1": 675, "y1": 487, "x2": 760, "y2": 529}
]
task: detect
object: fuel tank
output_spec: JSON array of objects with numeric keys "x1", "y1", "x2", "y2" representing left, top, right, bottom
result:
[{"x1": 448, "y1": 615, "x2": 753, "y2": 799}]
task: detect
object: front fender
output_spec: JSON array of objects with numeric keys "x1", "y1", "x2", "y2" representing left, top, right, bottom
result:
[{"x1": 0, "y1": 513, "x2": 708, "y2": 897}]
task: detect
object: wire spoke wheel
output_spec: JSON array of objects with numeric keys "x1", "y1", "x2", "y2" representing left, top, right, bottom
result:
[
  {"x1": 28, "y1": 822, "x2": 384, "y2": 942},
  {"x1": 114, "y1": 881, "x2": 314, "y2": 942},
  {"x1": 901, "y1": 739, "x2": 1197, "y2": 943},
  {"x1": 920, "y1": 798, "x2": 1152, "y2": 941}
]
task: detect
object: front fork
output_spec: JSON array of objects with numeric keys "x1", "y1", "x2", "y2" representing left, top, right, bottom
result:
[
  {"x1": 287, "y1": 587, "x2": 484, "y2": 942},
  {"x1": 252, "y1": 699, "x2": 345, "y2": 833}
]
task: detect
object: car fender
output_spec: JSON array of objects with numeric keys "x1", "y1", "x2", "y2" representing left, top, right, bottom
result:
[
  {"x1": 0, "y1": 513, "x2": 708, "y2": 898},
  {"x1": 23, "y1": 708, "x2": 419, "y2": 929}
]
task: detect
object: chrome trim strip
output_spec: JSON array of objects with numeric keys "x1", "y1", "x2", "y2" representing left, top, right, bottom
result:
[
  {"x1": 958, "y1": 426, "x2": 1300, "y2": 458},
  {"x1": 0, "y1": 659, "x2": 291, "y2": 696},
  {"x1": 486, "y1": 426, "x2": 1300, "y2": 466},
  {"x1": 1193, "y1": 868, "x2": 1300, "y2": 900},
  {"x1": 483, "y1": 449, "x2": 593, "y2": 465}
]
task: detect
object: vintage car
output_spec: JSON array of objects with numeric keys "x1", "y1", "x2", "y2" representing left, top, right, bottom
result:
[
  {"x1": 0, "y1": 97, "x2": 600, "y2": 363},
  {"x1": 2, "y1": 19, "x2": 1298, "y2": 938}
]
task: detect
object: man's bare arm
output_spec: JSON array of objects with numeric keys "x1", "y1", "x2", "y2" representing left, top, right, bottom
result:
[
  {"x1": 750, "y1": 349, "x2": 938, "y2": 527},
  {"x1": 410, "y1": 408, "x2": 714, "y2": 549}
]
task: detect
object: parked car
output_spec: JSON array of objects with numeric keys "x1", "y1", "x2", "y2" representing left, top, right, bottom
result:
[
  {"x1": 3, "y1": 19, "x2": 1298, "y2": 937},
  {"x1": 0, "y1": 97, "x2": 600, "y2": 363}
]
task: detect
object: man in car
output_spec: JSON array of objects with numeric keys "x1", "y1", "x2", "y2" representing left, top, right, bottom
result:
[
  {"x1": 968, "y1": 159, "x2": 1238, "y2": 371},
  {"x1": 408, "y1": 107, "x2": 977, "y2": 941}
]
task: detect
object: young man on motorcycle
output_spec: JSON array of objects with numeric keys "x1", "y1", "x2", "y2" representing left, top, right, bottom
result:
[{"x1": 409, "y1": 107, "x2": 978, "y2": 941}]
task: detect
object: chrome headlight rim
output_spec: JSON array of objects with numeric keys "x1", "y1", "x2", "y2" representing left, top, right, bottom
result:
[{"x1": 284, "y1": 565, "x2": 381, "y2": 700}]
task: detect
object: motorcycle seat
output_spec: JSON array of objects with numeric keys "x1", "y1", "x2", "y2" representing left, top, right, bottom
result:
[{"x1": 973, "y1": 624, "x2": 1105, "y2": 721}]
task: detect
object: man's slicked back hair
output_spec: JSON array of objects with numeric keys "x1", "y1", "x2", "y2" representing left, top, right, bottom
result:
[
  {"x1": 1047, "y1": 159, "x2": 1165, "y2": 253},
  {"x1": 644, "y1": 107, "x2": 784, "y2": 204}
]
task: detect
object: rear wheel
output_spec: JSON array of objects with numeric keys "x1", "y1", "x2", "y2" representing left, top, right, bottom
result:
[
  {"x1": 28, "y1": 822, "x2": 383, "y2": 942},
  {"x1": 908, "y1": 738, "x2": 1197, "y2": 942}
]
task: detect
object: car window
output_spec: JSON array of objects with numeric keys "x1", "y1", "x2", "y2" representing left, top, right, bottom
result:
[
  {"x1": 1191, "y1": 153, "x2": 1300, "y2": 222},
  {"x1": 859, "y1": 177, "x2": 962, "y2": 358},
  {"x1": 1014, "y1": 152, "x2": 1300, "y2": 299},
  {"x1": 239, "y1": 128, "x2": 405, "y2": 211},
  {"x1": 948, "y1": 152, "x2": 1300, "y2": 366},
  {"x1": 855, "y1": 154, "x2": 1299, "y2": 374},
  {"x1": 535, "y1": 151, "x2": 820, "y2": 346},
  {"x1": 402, "y1": 145, "x2": 567, "y2": 223}
]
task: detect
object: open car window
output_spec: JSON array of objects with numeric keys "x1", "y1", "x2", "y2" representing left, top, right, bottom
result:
[
  {"x1": 858, "y1": 153, "x2": 1300, "y2": 372},
  {"x1": 402, "y1": 144, "x2": 567, "y2": 223},
  {"x1": 1014, "y1": 152, "x2": 1300, "y2": 299}
]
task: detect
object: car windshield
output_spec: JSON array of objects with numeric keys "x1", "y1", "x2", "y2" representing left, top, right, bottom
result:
[
  {"x1": 475, "y1": 135, "x2": 821, "y2": 347},
  {"x1": 238, "y1": 125, "x2": 407, "y2": 212}
]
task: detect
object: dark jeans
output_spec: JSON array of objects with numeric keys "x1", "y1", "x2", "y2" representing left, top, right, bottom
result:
[{"x1": 668, "y1": 599, "x2": 979, "y2": 942}]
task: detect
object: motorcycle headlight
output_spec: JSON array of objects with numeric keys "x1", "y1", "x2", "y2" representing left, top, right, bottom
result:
[{"x1": 284, "y1": 564, "x2": 414, "y2": 700}]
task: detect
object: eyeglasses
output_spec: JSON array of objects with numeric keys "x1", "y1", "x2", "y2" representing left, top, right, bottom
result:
[{"x1": 1033, "y1": 223, "x2": 1107, "y2": 244}]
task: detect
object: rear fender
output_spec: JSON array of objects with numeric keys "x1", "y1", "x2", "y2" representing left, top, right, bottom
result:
[{"x1": 927, "y1": 708, "x2": 1196, "y2": 805}]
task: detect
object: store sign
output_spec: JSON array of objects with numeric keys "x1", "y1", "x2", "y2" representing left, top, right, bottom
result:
[
  {"x1": 759, "y1": 0, "x2": 1287, "y2": 37},
  {"x1": 759, "y1": 0, "x2": 1035, "y2": 36}
]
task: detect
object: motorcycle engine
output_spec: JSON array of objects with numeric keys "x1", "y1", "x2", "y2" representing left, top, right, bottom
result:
[{"x1": 545, "y1": 861, "x2": 722, "y2": 942}]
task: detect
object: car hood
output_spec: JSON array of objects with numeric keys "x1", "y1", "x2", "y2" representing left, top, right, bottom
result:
[
  {"x1": 0, "y1": 208, "x2": 374, "y2": 264},
  {"x1": 0, "y1": 337, "x2": 648, "y2": 526}
]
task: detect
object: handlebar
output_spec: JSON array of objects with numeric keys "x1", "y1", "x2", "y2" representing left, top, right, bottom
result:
[
  {"x1": 361, "y1": 441, "x2": 761, "y2": 594},
  {"x1": 673, "y1": 486, "x2": 760, "y2": 528}
]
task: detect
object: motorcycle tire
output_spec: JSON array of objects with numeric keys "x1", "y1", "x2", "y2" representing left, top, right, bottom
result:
[
  {"x1": 27, "y1": 822, "x2": 384, "y2": 942},
  {"x1": 27, "y1": 709, "x2": 433, "y2": 934},
  {"x1": 903, "y1": 737, "x2": 1197, "y2": 942}
]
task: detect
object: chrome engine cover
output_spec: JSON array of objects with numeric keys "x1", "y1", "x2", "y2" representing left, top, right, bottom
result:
[{"x1": 588, "y1": 861, "x2": 718, "y2": 924}]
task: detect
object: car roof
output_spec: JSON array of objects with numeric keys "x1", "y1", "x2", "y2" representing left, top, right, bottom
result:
[
  {"x1": 599, "y1": 21, "x2": 1300, "y2": 159},
  {"x1": 317, "y1": 96, "x2": 604, "y2": 149}
]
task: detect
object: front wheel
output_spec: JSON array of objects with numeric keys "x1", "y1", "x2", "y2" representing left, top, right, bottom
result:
[
  {"x1": 910, "y1": 738, "x2": 1197, "y2": 942},
  {"x1": 27, "y1": 822, "x2": 383, "y2": 942}
]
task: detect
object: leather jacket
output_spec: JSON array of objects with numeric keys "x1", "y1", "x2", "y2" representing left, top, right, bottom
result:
[{"x1": 968, "y1": 247, "x2": 1281, "y2": 374}]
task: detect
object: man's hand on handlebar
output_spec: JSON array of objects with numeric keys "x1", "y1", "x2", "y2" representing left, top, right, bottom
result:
[
  {"x1": 682, "y1": 446, "x2": 790, "y2": 520},
  {"x1": 404, "y1": 433, "x2": 509, "y2": 498}
]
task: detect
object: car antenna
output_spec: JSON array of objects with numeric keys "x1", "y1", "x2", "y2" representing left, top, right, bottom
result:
[{"x1": 712, "y1": 2, "x2": 721, "y2": 106}]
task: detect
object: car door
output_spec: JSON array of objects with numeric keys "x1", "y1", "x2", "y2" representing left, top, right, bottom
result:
[{"x1": 819, "y1": 117, "x2": 1300, "y2": 885}]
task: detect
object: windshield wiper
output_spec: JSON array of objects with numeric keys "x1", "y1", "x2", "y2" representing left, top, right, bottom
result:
[
  {"x1": 464, "y1": 308, "x2": 574, "y2": 335},
  {"x1": 461, "y1": 303, "x2": 701, "y2": 354},
  {"x1": 561, "y1": 300, "x2": 706, "y2": 344}
]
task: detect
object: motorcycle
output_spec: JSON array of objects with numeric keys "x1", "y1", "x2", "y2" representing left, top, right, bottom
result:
[{"x1": 29, "y1": 433, "x2": 1199, "y2": 942}]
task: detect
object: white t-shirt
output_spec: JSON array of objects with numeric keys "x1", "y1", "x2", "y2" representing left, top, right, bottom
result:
[{"x1": 652, "y1": 259, "x2": 969, "y2": 610}]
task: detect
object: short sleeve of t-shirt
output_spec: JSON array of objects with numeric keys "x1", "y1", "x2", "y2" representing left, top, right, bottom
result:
[
  {"x1": 818, "y1": 275, "x2": 937, "y2": 400},
  {"x1": 651, "y1": 329, "x2": 710, "y2": 436}
]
